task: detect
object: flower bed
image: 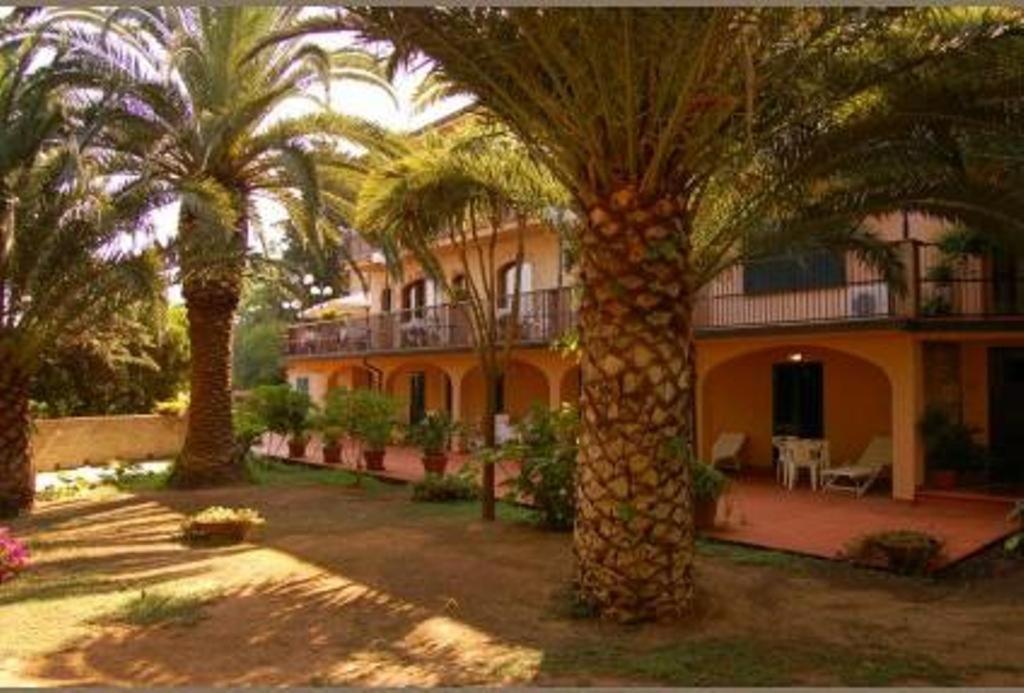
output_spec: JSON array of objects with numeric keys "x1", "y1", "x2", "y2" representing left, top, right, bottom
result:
[{"x1": 181, "y1": 506, "x2": 265, "y2": 545}]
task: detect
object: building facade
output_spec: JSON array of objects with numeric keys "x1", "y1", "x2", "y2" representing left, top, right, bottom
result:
[{"x1": 286, "y1": 211, "x2": 1024, "y2": 501}]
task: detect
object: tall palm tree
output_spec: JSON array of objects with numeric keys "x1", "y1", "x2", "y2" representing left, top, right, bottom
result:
[
  {"x1": 0, "y1": 16, "x2": 159, "y2": 516},
  {"x1": 55, "y1": 7, "x2": 397, "y2": 486},
  {"x1": 349, "y1": 7, "x2": 1019, "y2": 621},
  {"x1": 356, "y1": 124, "x2": 568, "y2": 519}
]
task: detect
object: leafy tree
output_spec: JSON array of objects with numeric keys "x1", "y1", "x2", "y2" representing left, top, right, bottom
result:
[
  {"x1": 0, "y1": 14, "x2": 159, "y2": 516},
  {"x1": 55, "y1": 7, "x2": 395, "y2": 486},
  {"x1": 356, "y1": 123, "x2": 568, "y2": 519},
  {"x1": 31, "y1": 301, "x2": 189, "y2": 417},
  {"x1": 349, "y1": 7, "x2": 1020, "y2": 621}
]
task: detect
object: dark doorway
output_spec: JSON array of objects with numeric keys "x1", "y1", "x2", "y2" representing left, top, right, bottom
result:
[
  {"x1": 989, "y1": 348, "x2": 1024, "y2": 482},
  {"x1": 409, "y1": 371, "x2": 427, "y2": 425},
  {"x1": 773, "y1": 362, "x2": 824, "y2": 439}
]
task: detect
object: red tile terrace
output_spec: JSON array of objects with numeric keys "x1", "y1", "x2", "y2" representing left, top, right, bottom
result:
[{"x1": 261, "y1": 436, "x2": 1018, "y2": 568}]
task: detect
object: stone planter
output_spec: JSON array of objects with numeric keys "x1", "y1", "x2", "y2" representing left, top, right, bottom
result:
[
  {"x1": 694, "y1": 498, "x2": 719, "y2": 530},
  {"x1": 184, "y1": 521, "x2": 256, "y2": 544},
  {"x1": 364, "y1": 449, "x2": 386, "y2": 471},
  {"x1": 288, "y1": 438, "x2": 308, "y2": 459},
  {"x1": 322, "y1": 442, "x2": 342, "y2": 466},
  {"x1": 422, "y1": 452, "x2": 449, "y2": 476}
]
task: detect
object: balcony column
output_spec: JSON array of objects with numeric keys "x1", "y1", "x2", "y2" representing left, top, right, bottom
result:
[
  {"x1": 895, "y1": 240, "x2": 921, "y2": 318},
  {"x1": 889, "y1": 337, "x2": 925, "y2": 500}
]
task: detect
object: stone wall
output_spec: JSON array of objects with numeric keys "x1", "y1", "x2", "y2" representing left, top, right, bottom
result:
[{"x1": 31, "y1": 415, "x2": 186, "y2": 472}]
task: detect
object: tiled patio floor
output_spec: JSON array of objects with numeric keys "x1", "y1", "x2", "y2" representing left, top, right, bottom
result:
[
  {"x1": 261, "y1": 436, "x2": 1017, "y2": 566},
  {"x1": 708, "y1": 476, "x2": 1018, "y2": 566}
]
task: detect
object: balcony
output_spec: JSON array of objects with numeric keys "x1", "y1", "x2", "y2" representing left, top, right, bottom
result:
[
  {"x1": 286, "y1": 287, "x2": 578, "y2": 358},
  {"x1": 286, "y1": 243, "x2": 1023, "y2": 359}
]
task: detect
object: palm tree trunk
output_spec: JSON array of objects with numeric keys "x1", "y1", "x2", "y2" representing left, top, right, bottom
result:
[
  {"x1": 574, "y1": 188, "x2": 696, "y2": 623},
  {"x1": 173, "y1": 276, "x2": 246, "y2": 487},
  {"x1": 481, "y1": 364, "x2": 498, "y2": 521},
  {"x1": 0, "y1": 364, "x2": 33, "y2": 518}
]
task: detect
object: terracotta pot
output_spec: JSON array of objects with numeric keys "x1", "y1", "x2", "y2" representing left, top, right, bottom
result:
[
  {"x1": 928, "y1": 469, "x2": 958, "y2": 490},
  {"x1": 422, "y1": 452, "x2": 449, "y2": 476},
  {"x1": 694, "y1": 498, "x2": 719, "y2": 530},
  {"x1": 322, "y1": 442, "x2": 342, "y2": 466},
  {"x1": 288, "y1": 438, "x2": 308, "y2": 459},
  {"x1": 364, "y1": 449, "x2": 386, "y2": 471}
]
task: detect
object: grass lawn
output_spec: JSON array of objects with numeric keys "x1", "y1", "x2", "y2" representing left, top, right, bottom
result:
[{"x1": 2, "y1": 462, "x2": 1023, "y2": 686}]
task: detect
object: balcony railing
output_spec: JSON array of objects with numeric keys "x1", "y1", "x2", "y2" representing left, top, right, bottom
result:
[
  {"x1": 286, "y1": 287, "x2": 578, "y2": 358},
  {"x1": 287, "y1": 243, "x2": 1023, "y2": 358}
]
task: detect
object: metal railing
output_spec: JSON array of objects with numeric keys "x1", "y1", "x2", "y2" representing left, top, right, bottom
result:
[
  {"x1": 287, "y1": 243, "x2": 1023, "y2": 356},
  {"x1": 286, "y1": 287, "x2": 578, "y2": 357}
]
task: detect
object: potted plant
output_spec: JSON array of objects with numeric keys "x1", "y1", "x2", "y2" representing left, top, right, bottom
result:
[
  {"x1": 407, "y1": 411, "x2": 455, "y2": 475},
  {"x1": 350, "y1": 390, "x2": 400, "y2": 471},
  {"x1": 691, "y1": 459, "x2": 729, "y2": 530},
  {"x1": 920, "y1": 407, "x2": 987, "y2": 490},
  {"x1": 318, "y1": 388, "x2": 353, "y2": 466},
  {"x1": 246, "y1": 384, "x2": 315, "y2": 459}
]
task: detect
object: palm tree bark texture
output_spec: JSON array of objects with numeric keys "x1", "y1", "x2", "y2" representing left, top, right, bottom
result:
[
  {"x1": 0, "y1": 362, "x2": 33, "y2": 518},
  {"x1": 574, "y1": 186, "x2": 695, "y2": 623},
  {"x1": 174, "y1": 274, "x2": 246, "y2": 487}
]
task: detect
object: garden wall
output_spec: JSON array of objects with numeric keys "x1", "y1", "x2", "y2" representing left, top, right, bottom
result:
[{"x1": 31, "y1": 415, "x2": 186, "y2": 471}]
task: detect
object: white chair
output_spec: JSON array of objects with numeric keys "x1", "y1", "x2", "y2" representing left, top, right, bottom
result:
[
  {"x1": 711, "y1": 432, "x2": 747, "y2": 472},
  {"x1": 821, "y1": 436, "x2": 892, "y2": 497},
  {"x1": 772, "y1": 435, "x2": 800, "y2": 485},
  {"x1": 781, "y1": 439, "x2": 830, "y2": 491}
]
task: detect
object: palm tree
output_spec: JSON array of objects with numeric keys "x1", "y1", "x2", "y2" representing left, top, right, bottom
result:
[
  {"x1": 348, "y1": 7, "x2": 1019, "y2": 621},
  {"x1": 0, "y1": 17, "x2": 159, "y2": 516},
  {"x1": 356, "y1": 124, "x2": 568, "y2": 519},
  {"x1": 54, "y1": 7, "x2": 397, "y2": 486}
]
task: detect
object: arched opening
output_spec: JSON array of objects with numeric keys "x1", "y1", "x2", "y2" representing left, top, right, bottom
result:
[
  {"x1": 461, "y1": 359, "x2": 549, "y2": 429},
  {"x1": 327, "y1": 364, "x2": 377, "y2": 394},
  {"x1": 385, "y1": 363, "x2": 453, "y2": 425},
  {"x1": 700, "y1": 345, "x2": 892, "y2": 474}
]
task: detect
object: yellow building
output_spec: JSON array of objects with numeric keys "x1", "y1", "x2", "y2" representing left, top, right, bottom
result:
[{"x1": 286, "y1": 209, "x2": 1024, "y2": 501}]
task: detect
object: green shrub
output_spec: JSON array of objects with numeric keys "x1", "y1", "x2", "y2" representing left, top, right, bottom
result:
[
  {"x1": 318, "y1": 388, "x2": 399, "y2": 450},
  {"x1": 504, "y1": 403, "x2": 579, "y2": 531},
  {"x1": 691, "y1": 459, "x2": 729, "y2": 502},
  {"x1": 236, "y1": 384, "x2": 314, "y2": 444},
  {"x1": 845, "y1": 530, "x2": 944, "y2": 575},
  {"x1": 107, "y1": 590, "x2": 213, "y2": 627},
  {"x1": 412, "y1": 471, "x2": 479, "y2": 502},
  {"x1": 153, "y1": 391, "x2": 189, "y2": 416}
]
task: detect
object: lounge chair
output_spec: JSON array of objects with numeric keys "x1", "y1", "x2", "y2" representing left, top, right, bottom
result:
[
  {"x1": 820, "y1": 436, "x2": 892, "y2": 497},
  {"x1": 711, "y1": 432, "x2": 747, "y2": 472}
]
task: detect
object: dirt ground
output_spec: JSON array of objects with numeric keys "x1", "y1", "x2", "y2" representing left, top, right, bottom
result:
[{"x1": 2, "y1": 479, "x2": 1023, "y2": 687}]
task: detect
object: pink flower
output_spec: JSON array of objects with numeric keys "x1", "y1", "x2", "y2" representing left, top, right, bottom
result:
[{"x1": 0, "y1": 527, "x2": 30, "y2": 583}]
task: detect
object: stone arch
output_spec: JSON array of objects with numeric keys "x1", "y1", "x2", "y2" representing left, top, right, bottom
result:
[
  {"x1": 461, "y1": 359, "x2": 550, "y2": 426},
  {"x1": 699, "y1": 343, "x2": 893, "y2": 471},
  {"x1": 385, "y1": 362, "x2": 455, "y2": 425}
]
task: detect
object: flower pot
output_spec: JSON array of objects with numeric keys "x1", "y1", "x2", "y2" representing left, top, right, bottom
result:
[
  {"x1": 694, "y1": 498, "x2": 719, "y2": 530},
  {"x1": 322, "y1": 442, "x2": 342, "y2": 466},
  {"x1": 422, "y1": 452, "x2": 449, "y2": 476},
  {"x1": 288, "y1": 438, "x2": 308, "y2": 459},
  {"x1": 928, "y1": 469, "x2": 958, "y2": 490},
  {"x1": 364, "y1": 449, "x2": 386, "y2": 471},
  {"x1": 185, "y1": 521, "x2": 255, "y2": 544}
]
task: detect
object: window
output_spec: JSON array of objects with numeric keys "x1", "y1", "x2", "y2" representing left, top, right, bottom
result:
[
  {"x1": 744, "y1": 249, "x2": 845, "y2": 295},
  {"x1": 497, "y1": 260, "x2": 532, "y2": 309},
  {"x1": 295, "y1": 377, "x2": 310, "y2": 395},
  {"x1": 402, "y1": 279, "x2": 427, "y2": 319},
  {"x1": 380, "y1": 287, "x2": 392, "y2": 313}
]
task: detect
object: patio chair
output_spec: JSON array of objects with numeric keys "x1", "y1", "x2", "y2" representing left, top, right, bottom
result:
[
  {"x1": 711, "y1": 432, "x2": 747, "y2": 472},
  {"x1": 820, "y1": 436, "x2": 892, "y2": 497}
]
